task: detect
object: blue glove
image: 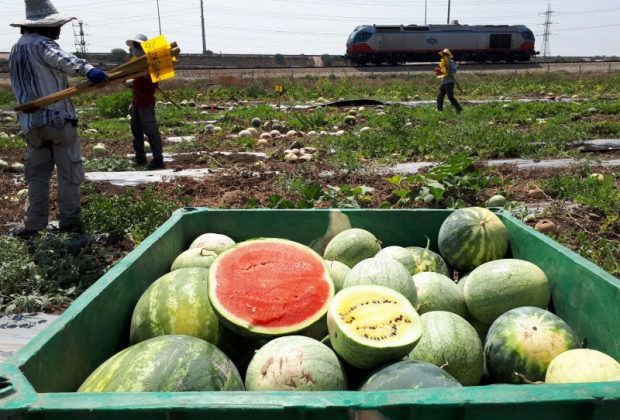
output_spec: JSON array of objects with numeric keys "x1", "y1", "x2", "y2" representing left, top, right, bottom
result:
[{"x1": 87, "y1": 68, "x2": 108, "y2": 85}]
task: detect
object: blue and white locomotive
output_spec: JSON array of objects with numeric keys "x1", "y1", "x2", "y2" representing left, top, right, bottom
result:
[{"x1": 346, "y1": 23, "x2": 537, "y2": 65}]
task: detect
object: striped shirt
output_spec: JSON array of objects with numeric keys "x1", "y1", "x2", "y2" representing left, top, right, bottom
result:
[{"x1": 9, "y1": 33, "x2": 93, "y2": 133}]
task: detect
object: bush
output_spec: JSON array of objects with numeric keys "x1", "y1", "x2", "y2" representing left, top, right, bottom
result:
[
  {"x1": 93, "y1": 91, "x2": 132, "y2": 118},
  {"x1": 110, "y1": 48, "x2": 129, "y2": 62},
  {"x1": 274, "y1": 54, "x2": 285, "y2": 65}
]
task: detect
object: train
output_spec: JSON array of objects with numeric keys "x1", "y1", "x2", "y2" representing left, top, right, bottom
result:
[{"x1": 346, "y1": 23, "x2": 537, "y2": 65}]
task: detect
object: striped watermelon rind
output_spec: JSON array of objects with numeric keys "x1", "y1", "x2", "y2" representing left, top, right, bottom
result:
[
  {"x1": 359, "y1": 360, "x2": 462, "y2": 390},
  {"x1": 484, "y1": 306, "x2": 581, "y2": 384},
  {"x1": 405, "y1": 245, "x2": 451, "y2": 277},
  {"x1": 323, "y1": 228, "x2": 382, "y2": 268},
  {"x1": 438, "y1": 207, "x2": 508, "y2": 272},
  {"x1": 129, "y1": 267, "x2": 221, "y2": 345},
  {"x1": 412, "y1": 272, "x2": 467, "y2": 317},
  {"x1": 78, "y1": 335, "x2": 244, "y2": 392},
  {"x1": 208, "y1": 238, "x2": 334, "y2": 338},
  {"x1": 463, "y1": 259, "x2": 551, "y2": 325}
]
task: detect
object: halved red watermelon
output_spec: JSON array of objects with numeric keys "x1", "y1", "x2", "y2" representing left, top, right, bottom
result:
[{"x1": 208, "y1": 238, "x2": 334, "y2": 337}]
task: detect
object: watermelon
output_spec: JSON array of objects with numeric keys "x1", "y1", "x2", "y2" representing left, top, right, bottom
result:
[
  {"x1": 325, "y1": 260, "x2": 351, "y2": 292},
  {"x1": 129, "y1": 267, "x2": 221, "y2": 345},
  {"x1": 412, "y1": 272, "x2": 467, "y2": 317},
  {"x1": 463, "y1": 259, "x2": 551, "y2": 325},
  {"x1": 545, "y1": 349, "x2": 620, "y2": 384},
  {"x1": 171, "y1": 248, "x2": 218, "y2": 271},
  {"x1": 251, "y1": 117, "x2": 262, "y2": 128},
  {"x1": 189, "y1": 233, "x2": 235, "y2": 254},
  {"x1": 323, "y1": 228, "x2": 381, "y2": 268},
  {"x1": 405, "y1": 245, "x2": 451, "y2": 277},
  {"x1": 208, "y1": 238, "x2": 334, "y2": 338},
  {"x1": 484, "y1": 306, "x2": 581, "y2": 383},
  {"x1": 343, "y1": 257, "x2": 417, "y2": 306},
  {"x1": 78, "y1": 335, "x2": 243, "y2": 392},
  {"x1": 407, "y1": 311, "x2": 484, "y2": 386},
  {"x1": 375, "y1": 246, "x2": 417, "y2": 275},
  {"x1": 245, "y1": 336, "x2": 347, "y2": 391},
  {"x1": 359, "y1": 360, "x2": 462, "y2": 390},
  {"x1": 327, "y1": 285, "x2": 422, "y2": 370},
  {"x1": 486, "y1": 194, "x2": 506, "y2": 208},
  {"x1": 438, "y1": 207, "x2": 508, "y2": 272}
]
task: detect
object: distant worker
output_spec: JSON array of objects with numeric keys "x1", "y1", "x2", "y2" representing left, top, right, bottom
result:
[
  {"x1": 435, "y1": 48, "x2": 462, "y2": 113},
  {"x1": 125, "y1": 34, "x2": 165, "y2": 170},
  {"x1": 9, "y1": 0, "x2": 108, "y2": 239}
]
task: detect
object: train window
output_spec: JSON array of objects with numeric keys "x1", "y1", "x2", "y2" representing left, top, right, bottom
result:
[
  {"x1": 521, "y1": 30, "x2": 535, "y2": 41},
  {"x1": 354, "y1": 32, "x2": 372, "y2": 42}
]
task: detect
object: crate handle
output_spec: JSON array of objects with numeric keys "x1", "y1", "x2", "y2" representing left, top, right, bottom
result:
[{"x1": 0, "y1": 375, "x2": 15, "y2": 399}]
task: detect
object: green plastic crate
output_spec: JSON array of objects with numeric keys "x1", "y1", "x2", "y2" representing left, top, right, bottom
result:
[{"x1": 1, "y1": 208, "x2": 619, "y2": 419}]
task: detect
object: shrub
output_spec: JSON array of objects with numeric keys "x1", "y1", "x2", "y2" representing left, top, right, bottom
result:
[
  {"x1": 93, "y1": 91, "x2": 132, "y2": 118},
  {"x1": 110, "y1": 48, "x2": 129, "y2": 62}
]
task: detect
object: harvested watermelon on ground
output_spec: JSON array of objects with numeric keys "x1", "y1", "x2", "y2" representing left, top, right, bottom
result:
[
  {"x1": 171, "y1": 247, "x2": 218, "y2": 271},
  {"x1": 327, "y1": 285, "x2": 422, "y2": 370},
  {"x1": 359, "y1": 360, "x2": 462, "y2": 391},
  {"x1": 78, "y1": 335, "x2": 244, "y2": 392},
  {"x1": 245, "y1": 336, "x2": 347, "y2": 391},
  {"x1": 323, "y1": 228, "x2": 381, "y2": 268},
  {"x1": 407, "y1": 311, "x2": 484, "y2": 386},
  {"x1": 189, "y1": 232, "x2": 235, "y2": 253},
  {"x1": 343, "y1": 257, "x2": 418, "y2": 306},
  {"x1": 545, "y1": 349, "x2": 620, "y2": 384},
  {"x1": 405, "y1": 244, "x2": 451, "y2": 277},
  {"x1": 208, "y1": 238, "x2": 334, "y2": 338},
  {"x1": 438, "y1": 207, "x2": 508, "y2": 272},
  {"x1": 463, "y1": 259, "x2": 550, "y2": 325},
  {"x1": 412, "y1": 272, "x2": 467, "y2": 317},
  {"x1": 484, "y1": 306, "x2": 581, "y2": 384},
  {"x1": 375, "y1": 246, "x2": 417, "y2": 275},
  {"x1": 130, "y1": 267, "x2": 221, "y2": 345}
]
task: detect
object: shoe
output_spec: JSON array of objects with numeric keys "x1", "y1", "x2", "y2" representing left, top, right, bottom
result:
[
  {"x1": 58, "y1": 220, "x2": 85, "y2": 234},
  {"x1": 134, "y1": 155, "x2": 147, "y2": 165},
  {"x1": 147, "y1": 159, "x2": 165, "y2": 170},
  {"x1": 11, "y1": 225, "x2": 40, "y2": 240}
]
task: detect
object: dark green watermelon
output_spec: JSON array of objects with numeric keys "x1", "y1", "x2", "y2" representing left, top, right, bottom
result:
[{"x1": 359, "y1": 360, "x2": 462, "y2": 390}]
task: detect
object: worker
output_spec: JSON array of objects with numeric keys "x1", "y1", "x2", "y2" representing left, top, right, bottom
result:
[
  {"x1": 125, "y1": 34, "x2": 165, "y2": 170},
  {"x1": 9, "y1": 0, "x2": 109, "y2": 240},
  {"x1": 436, "y1": 48, "x2": 462, "y2": 113}
]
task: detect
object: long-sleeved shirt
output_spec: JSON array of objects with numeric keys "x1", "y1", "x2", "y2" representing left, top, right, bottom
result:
[
  {"x1": 441, "y1": 59, "x2": 458, "y2": 85},
  {"x1": 9, "y1": 33, "x2": 94, "y2": 133}
]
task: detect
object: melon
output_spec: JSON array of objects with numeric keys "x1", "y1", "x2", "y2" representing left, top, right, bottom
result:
[
  {"x1": 0, "y1": 159, "x2": 8, "y2": 171},
  {"x1": 484, "y1": 306, "x2": 581, "y2": 383},
  {"x1": 438, "y1": 207, "x2": 508, "y2": 272},
  {"x1": 407, "y1": 311, "x2": 484, "y2": 386},
  {"x1": 208, "y1": 238, "x2": 334, "y2": 337},
  {"x1": 327, "y1": 285, "x2": 422, "y2": 370},
  {"x1": 412, "y1": 272, "x2": 467, "y2": 317},
  {"x1": 359, "y1": 360, "x2": 462, "y2": 390},
  {"x1": 189, "y1": 233, "x2": 235, "y2": 254},
  {"x1": 129, "y1": 267, "x2": 221, "y2": 345},
  {"x1": 375, "y1": 246, "x2": 417, "y2": 275},
  {"x1": 325, "y1": 260, "x2": 351, "y2": 292},
  {"x1": 344, "y1": 115, "x2": 357, "y2": 126},
  {"x1": 486, "y1": 195, "x2": 506, "y2": 208},
  {"x1": 251, "y1": 117, "x2": 262, "y2": 128},
  {"x1": 463, "y1": 259, "x2": 550, "y2": 325},
  {"x1": 171, "y1": 248, "x2": 218, "y2": 271},
  {"x1": 323, "y1": 228, "x2": 381, "y2": 268},
  {"x1": 545, "y1": 349, "x2": 620, "y2": 384},
  {"x1": 92, "y1": 143, "x2": 106, "y2": 154},
  {"x1": 78, "y1": 335, "x2": 243, "y2": 392},
  {"x1": 343, "y1": 257, "x2": 417, "y2": 306},
  {"x1": 245, "y1": 336, "x2": 347, "y2": 391},
  {"x1": 405, "y1": 245, "x2": 451, "y2": 277}
]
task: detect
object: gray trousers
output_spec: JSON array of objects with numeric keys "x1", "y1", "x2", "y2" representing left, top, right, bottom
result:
[
  {"x1": 24, "y1": 120, "x2": 84, "y2": 231},
  {"x1": 130, "y1": 105, "x2": 163, "y2": 160}
]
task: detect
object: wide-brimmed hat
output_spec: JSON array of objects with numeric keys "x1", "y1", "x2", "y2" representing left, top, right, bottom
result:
[
  {"x1": 438, "y1": 48, "x2": 453, "y2": 58},
  {"x1": 126, "y1": 34, "x2": 148, "y2": 48},
  {"x1": 10, "y1": 0, "x2": 76, "y2": 28}
]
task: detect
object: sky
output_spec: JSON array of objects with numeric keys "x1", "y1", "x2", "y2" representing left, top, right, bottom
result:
[{"x1": 1, "y1": 0, "x2": 619, "y2": 56}]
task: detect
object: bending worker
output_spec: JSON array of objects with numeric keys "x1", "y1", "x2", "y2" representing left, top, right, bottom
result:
[
  {"x1": 9, "y1": 0, "x2": 108, "y2": 239},
  {"x1": 436, "y1": 48, "x2": 463, "y2": 113}
]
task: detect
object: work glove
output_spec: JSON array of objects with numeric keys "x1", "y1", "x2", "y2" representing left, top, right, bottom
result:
[{"x1": 87, "y1": 68, "x2": 109, "y2": 85}]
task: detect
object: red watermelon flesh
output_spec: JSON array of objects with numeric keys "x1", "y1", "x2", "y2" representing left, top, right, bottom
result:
[{"x1": 209, "y1": 238, "x2": 334, "y2": 337}]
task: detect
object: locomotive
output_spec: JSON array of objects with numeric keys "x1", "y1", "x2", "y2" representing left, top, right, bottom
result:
[{"x1": 346, "y1": 23, "x2": 537, "y2": 65}]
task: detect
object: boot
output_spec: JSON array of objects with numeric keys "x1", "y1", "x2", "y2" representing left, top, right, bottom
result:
[{"x1": 147, "y1": 156, "x2": 165, "y2": 170}]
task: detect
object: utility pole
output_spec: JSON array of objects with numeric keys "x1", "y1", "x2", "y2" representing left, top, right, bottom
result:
[
  {"x1": 201, "y1": 0, "x2": 207, "y2": 54},
  {"x1": 156, "y1": 0, "x2": 162, "y2": 35},
  {"x1": 424, "y1": 0, "x2": 427, "y2": 25},
  {"x1": 447, "y1": 0, "x2": 451, "y2": 24},
  {"x1": 540, "y1": 3, "x2": 553, "y2": 58},
  {"x1": 72, "y1": 20, "x2": 86, "y2": 55}
]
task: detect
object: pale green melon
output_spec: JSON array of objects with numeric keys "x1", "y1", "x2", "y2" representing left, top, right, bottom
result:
[
  {"x1": 325, "y1": 260, "x2": 351, "y2": 292},
  {"x1": 412, "y1": 272, "x2": 467, "y2": 317},
  {"x1": 189, "y1": 233, "x2": 235, "y2": 254},
  {"x1": 323, "y1": 228, "x2": 381, "y2": 268},
  {"x1": 376, "y1": 246, "x2": 417, "y2": 275},
  {"x1": 171, "y1": 248, "x2": 218, "y2": 271},
  {"x1": 545, "y1": 349, "x2": 620, "y2": 384}
]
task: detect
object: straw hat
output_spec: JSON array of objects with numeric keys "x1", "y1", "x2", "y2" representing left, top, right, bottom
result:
[
  {"x1": 10, "y1": 0, "x2": 76, "y2": 28},
  {"x1": 438, "y1": 48, "x2": 453, "y2": 58},
  {"x1": 126, "y1": 34, "x2": 148, "y2": 48}
]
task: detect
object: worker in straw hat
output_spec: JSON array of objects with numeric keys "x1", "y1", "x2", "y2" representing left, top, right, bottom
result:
[
  {"x1": 8, "y1": 0, "x2": 109, "y2": 240},
  {"x1": 124, "y1": 34, "x2": 165, "y2": 170},
  {"x1": 435, "y1": 48, "x2": 462, "y2": 113}
]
